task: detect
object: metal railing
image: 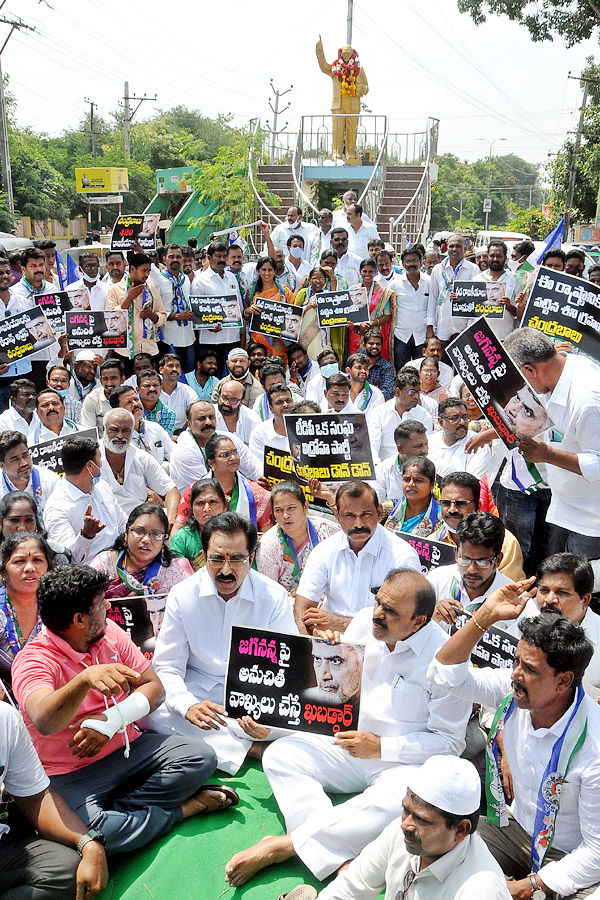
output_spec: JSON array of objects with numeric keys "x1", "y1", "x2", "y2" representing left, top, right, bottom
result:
[
  {"x1": 248, "y1": 118, "x2": 284, "y2": 226},
  {"x1": 387, "y1": 130, "x2": 428, "y2": 165},
  {"x1": 297, "y1": 114, "x2": 388, "y2": 167},
  {"x1": 292, "y1": 128, "x2": 320, "y2": 217},
  {"x1": 389, "y1": 117, "x2": 439, "y2": 249},
  {"x1": 358, "y1": 117, "x2": 389, "y2": 222}
]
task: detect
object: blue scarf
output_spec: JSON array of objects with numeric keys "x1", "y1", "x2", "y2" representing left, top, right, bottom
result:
[{"x1": 162, "y1": 269, "x2": 189, "y2": 329}]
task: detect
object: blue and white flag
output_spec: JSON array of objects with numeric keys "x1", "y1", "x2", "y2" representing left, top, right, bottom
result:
[
  {"x1": 54, "y1": 249, "x2": 67, "y2": 289},
  {"x1": 228, "y1": 229, "x2": 248, "y2": 253},
  {"x1": 65, "y1": 252, "x2": 80, "y2": 285},
  {"x1": 531, "y1": 218, "x2": 564, "y2": 266}
]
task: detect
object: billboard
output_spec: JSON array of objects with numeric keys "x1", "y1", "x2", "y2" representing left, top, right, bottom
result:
[
  {"x1": 156, "y1": 167, "x2": 194, "y2": 194},
  {"x1": 75, "y1": 167, "x2": 129, "y2": 193}
]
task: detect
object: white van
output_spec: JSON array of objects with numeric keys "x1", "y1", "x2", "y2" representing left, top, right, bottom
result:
[{"x1": 474, "y1": 230, "x2": 530, "y2": 251}]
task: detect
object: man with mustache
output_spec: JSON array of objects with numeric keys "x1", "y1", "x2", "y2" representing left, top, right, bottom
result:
[
  {"x1": 224, "y1": 568, "x2": 471, "y2": 887},
  {"x1": 0, "y1": 430, "x2": 60, "y2": 514},
  {"x1": 80, "y1": 359, "x2": 125, "y2": 436},
  {"x1": 472, "y1": 240, "x2": 519, "y2": 340},
  {"x1": 137, "y1": 369, "x2": 176, "y2": 437},
  {"x1": 148, "y1": 511, "x2": 297, "y2": 774},
  {"x1": 29, "y1": 389, "x2": 81, "y2": 444},
  {"x1": 294, "y1": 482, "x2": 420, "y2": 635},
  {"x1": 433, "y1": 583, "x2": 600, "y2": 900},
  {"x1": 215, "y1": 378, "x2": 260, "y2": 447},
  {"x1": 427, "y1": 397, "x2": 491, "y2": 480},
  {"x1": 0, "y1": 379, "x2": 39, "y2": 440},
  {"x1": 108, "y1": 385, "x2": 174, "y2": 466}
]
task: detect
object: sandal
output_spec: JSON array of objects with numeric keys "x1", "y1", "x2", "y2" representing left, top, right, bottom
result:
[{"x1": 194, "y1": 784, "x2": 240, "y2": 812}]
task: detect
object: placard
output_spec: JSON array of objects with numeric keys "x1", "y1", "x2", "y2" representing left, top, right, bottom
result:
[
  {"x1": 452, "y1": 281, "x2": 504, "y2": 319},
  {"x1": 263, "y1": 446, "x2": 328, "y2": 509},
  {"x1": 0, "y1": 307, "x2": 57, "y2": 364},
  {"x1": 65, "y1": 310, "x2": 128, "y2": 351},
  {"x1": 110, "y1": 214, "x2": 160, "y2": 252},
  {"x1": 226, "y1": 626, "x2": 365, "y2": 736},
  {"x1": 250, "y1": 297, "x2": 303, "y2": 341},
  {"x1": 189, "y1": 294, "x2": 242, "y2": 329},
  {"x1": 393, "y1": 532, "x2": 455, "y2": 574},
  {"x1": 28, "y1": 427, "x2": 98, "y2": 474},
  {"x1": 453, "y1": 611, "x2": 518, "y2": 670},
  {"x1": 106, "y1": 591, "x2": 168, "y2": 661},
  {"x1": 33, "y1": 291, "x2": 71, "y2": 333},
  {"x1": 521, "y1": 266, "x2": 600, "y2": 365},
  {"x1": 284, "y1": 412, "x2": 374, "y2": 483},
  {"x1": 316, "y1": 288, "x2": 370, "y2": 328},
  {"x1": 446, "y1": 317, "x2": 551, "y2": 449}
]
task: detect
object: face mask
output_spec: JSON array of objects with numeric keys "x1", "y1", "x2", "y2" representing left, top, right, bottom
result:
[
  {"x1": 87, "y1": 462, "x2": 102, "y2": 485},
  {"x1": 507, "y1": 259, "x2": 521, "y2": 272},
  {"x1": 83, "y1": 273, "x2": 99, "y2": 284},
  {"x1": 289, "y1": 245, "x2": 303, "y2": 260},
  {"x1": 321, "y1": 363, "x2": 339, "y2": 378},
  {"x1": 288, "y1": 219, "x2": 301, "y2": 230},
  {"x1": 54, "y1": 387, "x2": 68, "y2": 398}
]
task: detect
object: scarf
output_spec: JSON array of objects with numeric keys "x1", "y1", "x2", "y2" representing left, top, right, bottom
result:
[
  {"x1": 125, "y1": 274, "x2": 154, "y2": 358},
  {"x1": 115, "y1": 550, "x2": 163, "y2": 595},
  {"x1": 20, "y1": 276, "x2": 41, "y2": 298},
  {"x1": 3, "y1": 467, "x2": 42, "y2": 507},
  {"x1": 438, "y1": 260, "x2": 465, "y2": 307},
  {"x1": 32, "y1": 419, "x2": 77, "y2": 445},
  {"x1": 354, "y1": 380, "x2": 373, "y2": 411},
  {"x1": 485, "y1": 685, "x2": 588, "y2": 871},
  {"x1": 162, "y1": 269, "x2": 189, "y2": 329},
  {"x1": 277, "y1": 519, "x2": 320, "y2": 585},
  {"x1": 227, "y1": 473, "x2": 257, "y2": 527},
  {"x1": 0, "y1": 585, "x2": 25, "y2": 656}
]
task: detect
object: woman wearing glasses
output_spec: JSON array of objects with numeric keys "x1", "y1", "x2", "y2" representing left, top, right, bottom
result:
[{"x1": 205, "y1": 433, "x2": 273, "y2": 532}]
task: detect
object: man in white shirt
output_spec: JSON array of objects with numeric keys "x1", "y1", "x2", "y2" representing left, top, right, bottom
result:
[
  {"x1": 224, "y1": 569, "x2": 471, "y2": 886},
  {"x1": 332, "y1": 191, "x2": 376, "y2": 230},
  {"x1": 254, "y1": 359, "x2": 301, "y2": 420},
  {"x1": 309, "y1": 209, "x2": 334, "y2": 264},
  {"x1": 10, "y1": 248, "x2": 57, "y2": 386},
  {"x1": 472, "y1": 240, "x2": 519, "y2": 341},
  {"x1": 315, "y1": 755, "x2": 510, "y2": 900},
  {"x1": 426, "y1": 234, "x2": 479, "y2": 343},
  {"x1": 99, "y1": 408, "x2": 179, "y2": 523},
  {"x1": 345, "y1": 204, "x2": 380, "y2": 260},
  {"x1": 0, "y1": 430, "x2": 60, "y2": 513},
  {"x1": 191, "y1": 242, "x2": 243, "y2": 362},
  {"x1": 169, "y1": 399, "x2": 261, "y2": 494},
  {"x1": 148, "y1": 511, "x2": 297, "y2": 774},
  {"x1": 427, "y1": 397, "x2": 491, "y2": 480},
  {"x1": 158, "y1": 353, "x2": 197, "y2": 434},
  {"x1": 504, "y1": 328, "x2": 600, "y2": 560},
  {"x1": 345, "y1": 353, "x2": 384, "y2": 423},
  {"x1": 108, "y1": 385, "x2": 174, "y2": 465},
  {"x1": 285, "y1": 235, "x2": 312, "y2": 292},
  {"x1": 67, "y1": 350, "x2": 98, "y2": 403},
  {"x1": 433, "y1": 586, "x2": 600, "y2": 900},
  {"x1": 409, "y1": 337, "x2": 454, "y2": 389},
  {"x1": 387, "y1": 248, "x2": 431, "y2": 370},
  {"x1": 374, "y1": 420, "x2": 429, "y2": 503},
  {"x1": 215, "y1": 378, "x2": 261, "y2": 446},
  {"x1": 331, "y1": 229, "x2": 362, "y2": 286},
  {"x1": 294, "y1": 481, "x2": 420, "y2": 633},
  {"x1": 46, "y1": 365, "x2": 82, "y2": 423},
  {"x1": 43, "y1": 433, "x2": 127, "y2": 563},
  {"x1": 269, "y1": 207, "x2": 317, "y2": 261},
  {"x1": 370, "y1": 370, "x2": 434, "y2": 462},
  {"x1": 304, "y1": 349, "x2": 341, "y2": 405},
  {"x1": 68, "y1": 252, "x2": 109, "y2": 310},
  {"x1": 248, "y1": 383, "x2": 293, "y2": 460},
  {"x1": 80, "y1": 359, "x2": 125, "y2": 435},
  {"x1": 29, "y1": 389, "x2": 81, "y2": 446},
  {"x1": 320, "y1": 373, "x2": 360, "y2": 414},
  {"x1": 0, "y1": 379, "x2": 39, "y2": 439},
  {"x1": 157, "y1": 243, "x2": 196, "y2": 374}
]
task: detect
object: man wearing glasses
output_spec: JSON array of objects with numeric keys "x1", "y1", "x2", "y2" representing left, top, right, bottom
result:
[
  {"x1": 369, "y1": 370, "x2": 434, "y2": 462},
  {"x1": 215, "y1": 379, "x2": 260, "y2": 447},
  {"x1": 427, "y1": 397, "x2": 491, "y2": 480},
  {"x1": 148, "y1": 511, "x2": 297, "y2": 775}
]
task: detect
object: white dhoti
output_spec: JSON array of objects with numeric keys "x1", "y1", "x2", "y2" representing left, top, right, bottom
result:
[{"x1": 262, "y1": 732, "x2": 417, "y2": 879}]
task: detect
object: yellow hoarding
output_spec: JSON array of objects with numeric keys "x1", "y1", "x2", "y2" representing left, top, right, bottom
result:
[{"x1": 75, "y1": 167, "x2": 129, "y2": 193}]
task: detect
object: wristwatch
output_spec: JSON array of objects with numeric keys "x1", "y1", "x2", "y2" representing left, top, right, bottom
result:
[
  {"x1": 529, "y1": 873, "x2": 546, "y2": 899},
  {"x1": 77, "y1": 828, "x2": 107, "y2": 855}
]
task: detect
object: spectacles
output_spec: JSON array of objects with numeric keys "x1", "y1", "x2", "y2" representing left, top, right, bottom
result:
[
  {"x1": 440, "y1": 499, "x2": 472, "y2": 510},
  {"x1": 206, "y1": 554, "x2": 250, "y2": 568},
  {"x1": 129, "y1": 526, "x2": 167, "y2": 541},
  {"x1": 215, "y1": 449, "x2": 239, "y2": 460},
  {"x1": 406, "y1": 388, "x2": 420, "y2": 396},
  {"x1": 441, "y1": 413, "x2": 470, "y2": 423},
  {"x1": 457, "y1": 554, "x2": 497, "y2": 570},
  {"x1": 396, "y1": 867, "x2": 416, "y2": 900}
]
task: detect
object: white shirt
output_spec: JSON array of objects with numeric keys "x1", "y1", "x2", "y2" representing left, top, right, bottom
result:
[
  {"x1": 309, "y1": 228, "x2": 332, "y2": 264},
  {"x1": 429, "y1": 662, "x2": 600, "y2": 898},
  {"x1": 319, "y1": 397, "x2": 360, "y2": 415},
  {"x1": 269, "y1": 221, "x2": 317, "y2": 261},
  {"x1": 80, "y1": 384, "x2": 111, "y2": 434},
  {"x1": 347, "y1": 220, "x2": 380, "y2": 260},
  {"x1": 133, "y1": 420, "x2": 174, "y2": 465},
  {"x1": 191, "y1": 267, "x2": 243, "y2": 345},
  {"x1": 349, "y1": 382, "x2": 385, "y2": 424},
  {"x1": 370, "y1": 399, "x2": 434, "y2": 461},
  {"x1": 169, "y1": 428, "x2": 261, "y2": 494},
  {"x1": 346, "y1": 607, "x2": 471, "y2": 761},
  {"x1": 389, "y1": 272, "x2": 431, "y2": 344},
  {"x1": 332, "y1": 208, "x2": 376, "y2": 229},
  {"x1": 306, "y1": 371, "x2": 327, "y2": 405},
  {"x1": 284, "y1": 258, "x2": 312, "y2": 293},
  {"x1": 297, "y1": 524, "x2": 420, "y2": 618},
  {"x1": 426, "y1": 430, "x2": 491, "y2": 480},
  {"x1": 426, "y1": 564, "x2": 531, "y2": 635},
  {"x1": 68, "y1": 277, "x2": 108, "y2": 310},
  {"x1": 152, "y1": 567, "x2": 297, "y2": 717},
  {"x1": 0, "y1": 704, "x2": 50, "y2": 816},
  {"x1": 427, "y1": 258, "x2": 480, "y2": 341},
  {"x1": 158, "y1": 270, "x2": 195, "y2": 347},
  {"x1": 27, "y1": 418, "x2": 81, "y2": 446},
  {"x1": 374, "y1": 453, "x2": 404, "y2": 503},
  {"x1": 319, "y1": 822, "x2": 510, "y2": 900},
  {"x1": 409, "y1": 356, "x2": 454, "y2": 388},
  {"x1": 248, "y1": 418, "x2": 289, "y2": 461},
  {"x1": 287, "y1": 358, "x2": 321, "y2": 399},
  {"x1": 99, "y1": 443, "x2": 175, "y2": 515},
  {"x1": 335, "y1": 251, "x2": 363, "y2": 287},
  {"x1": 542, "y1": 354, "x2": 600, "y2": 536},
  {"x1": 44, "y1": 478, "x2": 126, "y2": 563},
  {"x1": 0, "y1": 407, "x2": 40, "y2": 440},
  {"x1": 0, "y1": 464, "x2": 61, "y2": 513},
  {"x1": 10, "y1": 277, "x2": 57, "y2": 361},
  {"x1": 472, "y1": 269, "x2": 519, "y2": 340},
  {"x1": 160, "y1": 382, "x2": 198, "y2": 432},
  {"x1": 215, "y1": 403, "x2": 261, "y2": 447}
]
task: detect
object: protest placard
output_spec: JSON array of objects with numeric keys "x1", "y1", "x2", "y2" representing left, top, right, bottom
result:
[
  {"x1": 0, "y1": 307, "x2": 57, "y2": 364},
  {"x1": 110, "y1": 214, "x2": 160, "y2": 252},
  {"x1": 106, "y1": 592, "x2": 167, "y2": 661},
  {"x1": 263, "y1": 446, "x2": 328, "y2": 510},
  {"x1": 28, "y1": 427, "x2": 98, "y2": 474},
  {"x1": 316, "y1": 287, "x2": 370, "y2": 328},
  {"x1": 453, "y1": 611, "x2": 518, "y2": 670},
  {"x1": 226, "y1": 626, "x2": 365, "y2": 736},
  {"x1": 393, "y1": 533, "x2": 455, "y2": 574},
  {"x1": 452, "y1": 281, "x2": 505, "y2": 319},
  {"x1": 284, "y1": 412, "x2": 375, "y2": 483},
  {"x1": 521, "y1": 266, "x2": 600, "y2": 365},
  {"x1": 33, "y1": 291, "x2": 71, "y2": 333},
  {"x1": 65, "y1": 309, "x2": 128, "y2": 351},
  {"x1": 446, "y1": 317, "x2": 551, "y2": 449},
  {"x1": 189, "y1": 294, "x2": 242, "y2": 329},
  {"x1": 250, "y1": 297, "x2": 303, "y2": 341}
]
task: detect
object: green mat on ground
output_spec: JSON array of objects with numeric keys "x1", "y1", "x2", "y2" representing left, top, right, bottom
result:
[{"x1": 101, "y1": 759, "x2": 334, "y2": 900}]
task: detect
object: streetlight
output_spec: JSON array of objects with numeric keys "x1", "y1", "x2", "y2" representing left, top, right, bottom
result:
[{"x1": 476, "y1": 137, "x2": 506, "y2": 229}]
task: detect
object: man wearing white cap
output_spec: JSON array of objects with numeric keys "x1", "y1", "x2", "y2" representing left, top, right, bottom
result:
[
  {"x1": 212, "y1": 348, "x2": 263, "y2": 409},
  {"x1": 315, "y1": 756, "x2": 510, "y2": 899},
  {"x1": 67, "y1": 350, "x2": 99, "y2": 403}
]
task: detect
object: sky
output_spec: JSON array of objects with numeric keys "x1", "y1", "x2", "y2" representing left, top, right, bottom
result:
[{"x1": 5, "y1": 0, "x2": 600, "y2": 176}]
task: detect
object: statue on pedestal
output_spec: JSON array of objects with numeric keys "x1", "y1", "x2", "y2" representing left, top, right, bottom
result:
[{"x1": 316, "y1": 36, "x2": 369, "y2": 164}]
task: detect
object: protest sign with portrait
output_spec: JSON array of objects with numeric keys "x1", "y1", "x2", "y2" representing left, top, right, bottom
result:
[
  {"x1": 33, "y1": 291, "x2": 71, "y2": 333},
  {"x1": 452, "y1": 281, "x2": 504, "y2": 319},
  {"x1": 250, "y1": 298, "x2": 303, "y2": 342},
  {"x1": 316, "y1": 288, "x2": 370, "y2": 328},
  {"x1": 284, "y1": 412, "x2": 375, "y2": 483},
  {"x1": 111, "y1": 214, "x2": 160, "y2": 252},
  {"x1": 189, "y1": 294, "x2": 242, "y2": 329},
  {"x1": 65, "y1": 309, "x2": 128, "y2": 352},
  {"x1": 0, "y1": 307, "x2": 57, "y2": 364}
]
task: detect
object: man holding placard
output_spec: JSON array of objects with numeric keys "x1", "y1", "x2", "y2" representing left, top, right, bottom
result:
[{"x1": 472, "y1": 240, "x2": 519, "y2": 339}]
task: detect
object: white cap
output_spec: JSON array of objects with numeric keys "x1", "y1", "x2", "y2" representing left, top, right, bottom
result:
[
  {"x1": 75, "y1": 349, "x2": 97, "y2": 362},
  {"x1": 407, "y1": 756, "x2": 481, "y2": 816},
  {"x1": 228, "y1": 347, "x2": 248, "y2": 361}
]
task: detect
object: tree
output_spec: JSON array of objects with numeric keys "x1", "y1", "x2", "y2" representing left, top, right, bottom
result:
[
  {"x1": 506, "y1": 204, "x2": 559, "y2": 239},
  {"x1": 457, "y1": 0, "x2": 600, "y2": 48}
]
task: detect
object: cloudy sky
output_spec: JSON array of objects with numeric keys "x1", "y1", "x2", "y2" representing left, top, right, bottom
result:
[{"x1": 7, "y1": 0, "x2": 600, "y2": 169}]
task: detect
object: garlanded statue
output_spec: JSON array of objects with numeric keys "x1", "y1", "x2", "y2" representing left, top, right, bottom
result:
[{"x1": 316, "y1": 36, "x2": 369, "y2": 164}]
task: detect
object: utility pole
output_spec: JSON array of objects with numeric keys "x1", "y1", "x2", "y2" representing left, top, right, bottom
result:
[
  {"x1": 266, "y1": 80, "x2": 292, "y2": 164},
  {"x1": 84, "y1": 97, "x2": 98, "y2": 157},
  {"x1": 347, "y1": 0, "x2": 354, "y2": 45},
  {"x1": 122, "y1": 81, "x2": 156, "y2": 160},
  {"x1": 476, "y1": 137, "x2": 506, "y2": 229},
  {"x1": 564, "y1": 73, "x2": 600, "y2": 239},
  {"x1": 0, "y1": 10, "x2": 37, "y2": 217}
]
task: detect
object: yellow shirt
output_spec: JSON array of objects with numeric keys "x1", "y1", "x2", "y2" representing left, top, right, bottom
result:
[{"x1": 106, "y1": 277, "x2": 167, "y2": 358}]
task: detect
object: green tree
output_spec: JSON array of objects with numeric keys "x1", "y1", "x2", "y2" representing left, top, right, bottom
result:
[
  {"x1": 457, "y1": 0, "x2": 600, "y2": 47},
  {"x1": 506, "y1": 204, "x2": 559, "y2": 239}
]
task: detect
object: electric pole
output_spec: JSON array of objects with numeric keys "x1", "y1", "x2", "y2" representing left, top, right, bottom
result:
[
  {"x1": 122, "y1": 81, "x2": 156, "y2": 160},
  {"x1": 347, "y1": 0, "x2": 354, "y2": 45},
  {"x1": 564, "y1": 73, "x2": 600, "y2": 239},
  {"x1": 84, "y1": 97, "x2": 98, "y2": 158},
  {"x1": 266, "y1": 80, "x2": 292, "y2": 164}
]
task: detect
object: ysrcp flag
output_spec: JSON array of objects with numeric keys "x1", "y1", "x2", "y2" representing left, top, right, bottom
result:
[{"x1": 228, "y1": 229, "x2": 248, "y2": 253}]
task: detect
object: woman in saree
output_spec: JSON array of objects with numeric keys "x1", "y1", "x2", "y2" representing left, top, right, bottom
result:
[
  {"x1": 384, "y1": 455, "x2": 442, "y2": 537},
  {"x1": 348, "y1": 258, "x2": 395, "y2": 360},
  {"x1": 170, "y1": 479, "x2": 228, "y2": 571},
  {"x1": 295, "y1": 251, "x2": 349, "y2": 361},
  {"x1": 205, "y1": 433, "x2": 273, "y2": 532},
  {"x1": 243, "y1": 256, "x2": 296, "y2": 363}
]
